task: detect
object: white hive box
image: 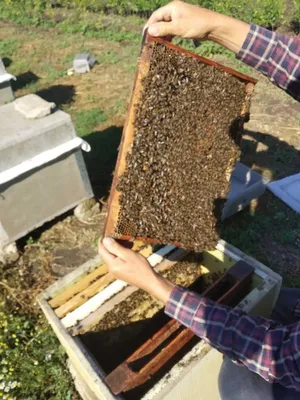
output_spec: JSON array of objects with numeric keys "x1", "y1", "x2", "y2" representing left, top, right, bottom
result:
[
  {"x1": 38, "y1": 241, "x2": 282, "y2": 400},
  {"x1": 0, "y1": 102, "x2": 93, "y2": 248},
  {"x1": 0, "y1": 58, "x2": 15, "y2": 105},
  {"x1": 223, "y1": 162, "x2": 269, "y2": 219},
  {"x1": 268, "y1": 173, "x2": 300, "y2": 213}
]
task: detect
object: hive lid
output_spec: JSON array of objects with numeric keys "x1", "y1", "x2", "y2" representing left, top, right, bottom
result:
[
  {"x1": 0, "y1": 102, "x2": 77, "y2": 174},
  {"x1": 104, "y1": 33, "x2": 257, "y2": 250}
]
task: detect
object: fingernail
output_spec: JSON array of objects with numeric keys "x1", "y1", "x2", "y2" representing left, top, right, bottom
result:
[{"x1": 103, "y1": 237, "x2": 114, "y2": 247}]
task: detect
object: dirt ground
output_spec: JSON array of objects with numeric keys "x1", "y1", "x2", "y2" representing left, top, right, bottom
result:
[{"x1": 0, "y1": 21, "x2": 300, "y2": 315}]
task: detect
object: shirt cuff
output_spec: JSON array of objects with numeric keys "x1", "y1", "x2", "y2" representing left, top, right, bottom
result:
[
  {"x1": 236, "y1": 23, "x2": 277, "y2": 72},
  {"x1": 165, "y1": 285, "x2": 205, "y2": 329}
]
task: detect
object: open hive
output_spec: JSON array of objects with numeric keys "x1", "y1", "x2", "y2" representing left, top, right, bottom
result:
[
  {"x1": 104, "y1": 34, "x2": 257, "y2": 250},
  {"x1": 39, "y1": 240, "x2": 282, "y2": 400}
]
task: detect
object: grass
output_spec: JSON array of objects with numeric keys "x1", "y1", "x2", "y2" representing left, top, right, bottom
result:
[
  {"x1": 0, "y1": 38, "x2": 22, "y2": 57},
  {"x1": 74, "y1": 108, "x2": 107, "y2": 137},
  {"x1": 0, "y1": 309, "x2": 77, "y2": 400},
  {"x1": 222, "y1": 192, "x2": 300, "y2": 285}
]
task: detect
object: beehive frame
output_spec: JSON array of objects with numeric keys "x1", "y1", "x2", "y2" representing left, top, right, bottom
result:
[{"x1": 104, "y1": 33, "x2": 257, "y2": 246}]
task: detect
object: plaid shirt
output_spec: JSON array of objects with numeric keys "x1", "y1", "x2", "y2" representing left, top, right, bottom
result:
[
  {"x1": 237, "y1": 24, "x2": 300, "y2": 101},
  {"x1": 165, "y1": 25, "x2": 300, "y2": 391},
  {"x1": 165, "y1": 286, "x2": 300, "y2": 391}
]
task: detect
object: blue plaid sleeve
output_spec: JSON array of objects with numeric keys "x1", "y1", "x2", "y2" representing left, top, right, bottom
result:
[
  {"x1": 237, "y1": 24, "x2": 300, "y2": 101},
  {"x1": 165, "y1": 286, "x2": 300, "y2": 391}
]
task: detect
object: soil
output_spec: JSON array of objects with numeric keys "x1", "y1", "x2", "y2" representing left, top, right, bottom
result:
[{"x1": 116, "y1": 42, "x2": 248, "y2": 250}]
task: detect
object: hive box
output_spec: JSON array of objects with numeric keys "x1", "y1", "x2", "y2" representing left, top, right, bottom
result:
[
  {"x1": 222, "y1": 162, "x2": 269, "y2": 219},
  {"x1": 0, "y1": 103, "x2": 93, "y2": 248},
  {"x1": 268, "y1": 173, "x2": 300, "y2": 214},
  {"x1": 38, "y1": 240, "x2": 282, "y2": 400},
  {"x1": 0, "y1": 58, "x2": 15, "y2": 105}
]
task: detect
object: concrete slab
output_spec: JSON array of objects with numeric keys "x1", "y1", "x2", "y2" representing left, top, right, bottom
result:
[
  {"x1": 222, "y1": 162, "x2": 269, "y2": 219},
  {"x1": 268, "y1": 173, "x2": 300, "y2": 213},
  {"x1": 14, "y1": 94, "x2": 55, "y2": 119}
]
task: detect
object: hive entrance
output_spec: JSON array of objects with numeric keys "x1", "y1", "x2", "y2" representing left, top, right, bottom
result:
[{"x1": 105, "y1": 36, "x2": 256, "y2": 250}]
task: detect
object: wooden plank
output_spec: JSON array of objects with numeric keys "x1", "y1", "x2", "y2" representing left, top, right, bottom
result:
[
  {"x1": 104, "y1": 261, "x2": 254, "y2": 395},
  {"x1": 69, "y1": 248, "x2": 188, "y2": 336},
  {"x1": 49, "y1": 241, "x2": 148, "y2": 309},
  {"x1": 55, "y1": 245, "x2": 153, "y2": 319},
  {"x1": 61, "y1": 245, "x2": 176, "y2": 329}
]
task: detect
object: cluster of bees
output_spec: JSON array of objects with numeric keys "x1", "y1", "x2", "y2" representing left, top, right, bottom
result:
[{"x1": 116, "y1": 42, "x2": 247, "y2": 251}]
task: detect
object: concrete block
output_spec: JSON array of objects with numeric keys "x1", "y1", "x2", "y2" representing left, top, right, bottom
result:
[
  {"x1": 222, "y1": 162, "x2": 269, "y2": 219},
  {"x1": 268, "y1": 173, "x2": 300, "y2": 213},
  {"x1": 14, "y1": 94, "x2": 55, "y2": 119},
  {"x1": 73, "y1": 54, "x2": 96, "y2": 73},
  {"x1": 0, "y1": 81, "x2": 14, "y2": 105}
]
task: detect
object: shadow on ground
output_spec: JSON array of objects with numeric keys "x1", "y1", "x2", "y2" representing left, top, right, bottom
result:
[
  {"x1": 2, "y1": 57, "x2": 12, "y2": 67},
  {"x1": 83, "y1": 125, "x2": 123, "y2": 198},
  {"x1": 222, "y1": 127, "x2": 300, "y2": 286},
  {"x1": 12, "y1": 71, "x2": 39, "y2": 90},
  {"x1": 36, "y1": 84, "x2": 76, "y2": 107}
]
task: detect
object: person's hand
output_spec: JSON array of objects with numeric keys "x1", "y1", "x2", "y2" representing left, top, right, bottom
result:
[
  {"x1": 144, "y1": 0, "x2": 250, "y2": 54},
  {"x1": 98, "y1": 237, "x2": 175, "y2": 303},
  {"x1": 144, "y1": 0, "x2": 218, "y2": 41}
]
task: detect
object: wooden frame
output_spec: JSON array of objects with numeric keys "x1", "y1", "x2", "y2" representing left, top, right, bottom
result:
[
  {"x1": 105, "y1": 260, "x2": 254, "y2": 395},
  {"x1": 104, "y1": 33, "x2": 257, "y2": 246}
]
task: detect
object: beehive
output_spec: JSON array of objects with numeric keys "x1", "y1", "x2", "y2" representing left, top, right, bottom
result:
[
  {"x1": 38, "y1": 240, "x2": 281, "y2": 400},
  {"x1": 104, "y1": 34, "x2": 257, "y2": 250}
]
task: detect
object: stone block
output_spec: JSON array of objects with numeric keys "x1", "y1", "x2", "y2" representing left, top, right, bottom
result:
[
  {"x1": 14, "y1": 94, "x2": 55, "y2": 119},
  {"x1": 0, "y1": 242, "x2": 19, "y2": 264},
  {"x1": 73, "y1": 54, "x2": 96, "y2": 73}
]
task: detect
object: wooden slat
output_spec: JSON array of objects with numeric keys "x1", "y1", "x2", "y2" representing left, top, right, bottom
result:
[
  {"x1": 61, "y1": 245, "x2": 176, "y2": 329},
  {"x1": 69, "y1": 248, "x2": 188, "y2": 336},
  {"x1": 105, "y1": 261, "x2": 254, "y2": 395},
  {"x1": 55, "y1": 245, "x2": 153, "y2": 318},
  {"x1": 49, "y1": 241, "x2": 148, "y2": 309}
]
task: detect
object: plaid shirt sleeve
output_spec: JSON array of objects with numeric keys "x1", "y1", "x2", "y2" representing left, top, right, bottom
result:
[
  {"x1": 165, "y1": 286, "x2": 300, "y2": 391},
  {"x1": 236, "y1": 24, "x2": 300, "y2": 101}
]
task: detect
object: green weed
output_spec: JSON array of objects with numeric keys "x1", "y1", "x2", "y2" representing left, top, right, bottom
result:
[
  {"x1": 0, "y1": 310, "x2": 76, "y2": 399},
  {"x1": 0, "y1": 38, "x2": 21, "y2": 57},
  {"x1": 74, "y1": 108, "x2": 107, "y2": 137}
]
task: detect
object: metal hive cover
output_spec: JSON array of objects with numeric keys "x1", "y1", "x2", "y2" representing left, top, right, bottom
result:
[{"x1": 104, "y1": 33, "x2": 257, "y2": 250}]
